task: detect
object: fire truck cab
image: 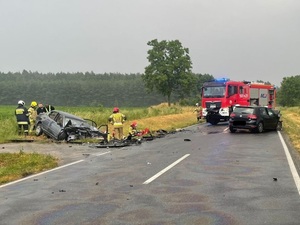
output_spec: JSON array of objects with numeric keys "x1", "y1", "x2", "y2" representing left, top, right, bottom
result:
[{"x1": 201, "y1": 78, "x2": 276, "y2": 125}]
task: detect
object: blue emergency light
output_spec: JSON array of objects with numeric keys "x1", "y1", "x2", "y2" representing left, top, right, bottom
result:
[{"x1": 214, "y1": 78, "x2": 229, "y2": 82}]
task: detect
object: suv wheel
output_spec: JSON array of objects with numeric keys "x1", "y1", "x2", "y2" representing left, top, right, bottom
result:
[
  {"x1": 35, "y1": 124, "x2": 43, "y2": 136},
  {"x1": 229, "y1": 126, "x2": 236, "y2": 133},
  {"x1": 257, "y1": 122, "x2": 264, "y2": 133}
]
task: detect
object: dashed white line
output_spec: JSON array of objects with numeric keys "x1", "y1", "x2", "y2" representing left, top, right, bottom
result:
[
  {"x1": 143, "y1": 154, "x2": 190, "y2": 184},
  {"x1": 278, "y1": 131, "x2": 300, "y2": 195}
]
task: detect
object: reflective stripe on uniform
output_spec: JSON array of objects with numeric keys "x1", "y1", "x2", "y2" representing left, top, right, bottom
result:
[{"x1": 18, "y1": 121, "x2": 29, "y2": 125}]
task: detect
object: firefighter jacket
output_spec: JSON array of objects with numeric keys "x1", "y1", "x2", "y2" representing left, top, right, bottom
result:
[
  {"x1": 45, "y1": 105, "x2": 55, "y2": 113},
  {"x1": 108, "y1": 112, "x2": 126, "y2": 128},
  {"x1": 15, "y1": 105, "x2": 29, "y2": 124},
  {"x1": 28, "y1": 106, "x2": 37, "y2": 122},
  {"x1": 128, "y1": 126, "x2": 137, "y2": 136}
]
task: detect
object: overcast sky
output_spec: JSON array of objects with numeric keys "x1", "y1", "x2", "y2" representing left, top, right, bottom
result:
[{"x1": 1, "y1": 0, "x2": 299, "y2": 86}]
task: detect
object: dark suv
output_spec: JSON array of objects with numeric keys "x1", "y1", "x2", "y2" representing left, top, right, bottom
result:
[{"x1": 229, "y1": 106, "x2": 282, "y2": 133}]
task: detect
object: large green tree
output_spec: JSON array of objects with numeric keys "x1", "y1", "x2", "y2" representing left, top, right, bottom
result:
[
  {"x1": 277, "y1": 75, "x2": 300, "y2": 106},
  {"x1": 143, "y1": 39, "x2": 195, "y2": 106}
]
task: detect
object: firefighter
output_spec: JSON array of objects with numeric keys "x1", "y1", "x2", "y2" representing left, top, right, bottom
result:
[
  {"x1": 194, "y1": 103, "x2": 201, "y2": 122},
  {"x1": 127, "y1": 121, "x2": 138, "y2": 140},
  {"x1": 15, "y1": 100, "x2": 29, "y2": 136},
  {"x1": 45, "y1": 104, "x2": 55, "y2": 114},
  {"x1": 28, "y1": 101, "x2": 38, "y2": 135},
  {"x1": 108, "y1": 107, "x2": 126, "y2": 140}
]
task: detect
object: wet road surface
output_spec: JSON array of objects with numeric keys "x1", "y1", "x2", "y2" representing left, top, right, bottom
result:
[{"x1": 1, "y1": 123, "x2": 300, "y2": 225}]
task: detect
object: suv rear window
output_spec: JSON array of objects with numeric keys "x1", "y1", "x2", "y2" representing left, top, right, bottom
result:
[{"x1": 233, "y1": 107, "x2": 254, "y2": 114}]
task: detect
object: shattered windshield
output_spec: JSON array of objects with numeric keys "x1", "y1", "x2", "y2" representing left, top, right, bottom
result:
[{"x1": 203, "y1": 86, "x2": 226, "y2": 98}]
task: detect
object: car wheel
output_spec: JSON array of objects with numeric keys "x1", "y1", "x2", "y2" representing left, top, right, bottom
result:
[
  {"x1": 229, "y1": 126, "x2": 236, "y2": 133},
  {"x1": 256, "y1": 122, "x2": 264, "y2": 133},
  {"x1": 35, "y1": 124, "x2": 43, "y2": 136},
  {"x1": 209, "y1": 119, "x2": 219, "y2": 125},
  {"x1": 58, "y1": 130, "x2": 67, "y2": 140},
  {"x1": 276, "y1": 121, "x2": 282, "y2": 131}
]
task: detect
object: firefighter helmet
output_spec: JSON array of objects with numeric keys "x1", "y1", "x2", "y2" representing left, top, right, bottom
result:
[
  {"x1": 31, "y1": 101, "x2": 38, "y2": 107},
  {"x1": 131, "y1": 121, "x2": 137, "y2": 127},
  {"x1": 18, "y1": 100, "x2": 25, "y2": 106},
  {"x1": 113, "y1": 107, "x2": 119, "y2": 113}
]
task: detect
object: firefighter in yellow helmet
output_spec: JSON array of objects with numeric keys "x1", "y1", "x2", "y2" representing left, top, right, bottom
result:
[
  {"x1": 108, "y1": 107, "x2": 126, "y2": 140},
  {"x1": 28, "y1": 101, "x2": 38, "y2": 135}
]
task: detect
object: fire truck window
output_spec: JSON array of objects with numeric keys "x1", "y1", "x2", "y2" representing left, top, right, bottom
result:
[
  {"x1": 228, "y1": 85, "x2": 238, "y2": 96},
  {"x1": 239, "y1": 86, "x2": 243, "y2": 94}
]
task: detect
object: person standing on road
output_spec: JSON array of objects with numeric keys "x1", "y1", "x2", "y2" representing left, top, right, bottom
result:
[
  {"x1": 15, "y1": 100, "x2": 29, "y2": 136},
  {"x1": 28, "y1": 101, "x2": 38, "y2": 135},
  {"x1": 194, "y1": 103, "x2": 201, "y2": 122},
  {"x1": 108, "y1": 107, "x2": 126, "y2": 140}
]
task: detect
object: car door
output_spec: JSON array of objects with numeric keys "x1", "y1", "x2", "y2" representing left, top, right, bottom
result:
[
  {"x1": 266, "y1": 108, "x2": 279, "y2": 129},
  {"x1": 41, "y1": 111, "x2": 57, "y2": 137},
  {"x1": 259, "y1": 107, "x2": 272, "y2": 129},
  {"x1": 46, "y1": 112, "x2": 64, "y2": 139}
]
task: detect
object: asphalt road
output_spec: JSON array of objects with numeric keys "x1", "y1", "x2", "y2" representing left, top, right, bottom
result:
[{"x1": 1, "y1": 123, "x2": 300, "y2": 225}]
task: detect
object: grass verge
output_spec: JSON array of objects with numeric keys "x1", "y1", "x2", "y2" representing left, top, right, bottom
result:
[
  {"x1": 0, "y1": 150, "x2": 58, "y2": 185},
  {"x1": 280, "y1": 107, "x2": 300, "y2": 151}
]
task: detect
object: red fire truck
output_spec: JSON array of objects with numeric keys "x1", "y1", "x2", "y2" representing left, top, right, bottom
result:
[{"x1": 201, "y1": 78, "x2": 276, "y2": 125}]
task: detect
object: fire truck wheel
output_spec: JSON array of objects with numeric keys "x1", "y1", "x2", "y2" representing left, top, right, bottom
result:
[
  {"x1": 256, "y1": 122, "x2": 264, "y2": 133},
  {"x1": 209, "y1": 119, "x2": 219, "y2": 125}
]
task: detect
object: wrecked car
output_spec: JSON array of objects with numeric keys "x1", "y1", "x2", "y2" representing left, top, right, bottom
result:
[{"x1": 35, "y1": 110, "x2": 108, "y2": 142}]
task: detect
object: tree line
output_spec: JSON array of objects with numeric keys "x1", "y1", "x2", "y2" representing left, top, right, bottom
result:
[
  {"x1": 0, "y1": 71, "x2": 213, "y2": 107},
  {"x1": 1, "y1": 70, "x2": 299, "y2": 107},
  {"x1": 277, "y1": 75, "x2": 300, "y2": 107}
]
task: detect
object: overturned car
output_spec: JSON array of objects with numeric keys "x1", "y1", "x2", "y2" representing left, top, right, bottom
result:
[{"x1": 35, "y1": 110, "x2": 108, "y2": 142}]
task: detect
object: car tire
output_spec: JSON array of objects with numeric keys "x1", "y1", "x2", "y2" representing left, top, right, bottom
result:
[
  {"x1": 58, "y1": 130, "x2": 67, "y2": 141},
  {"x1": 209, "y1": 119, "x2": 219, "y2": 125},
  {"x1": 229, "y1": 126, "x2": 236, "y2": 133},
  {"x1": 276, "y1": 121, "x2": 282, "y2": 131},
  {"x1": 256, "y1": 122, "x2": 264, "y2": 133},
  {"x1": 35, "y1": 124, "x2": 43, "y2": 136}
]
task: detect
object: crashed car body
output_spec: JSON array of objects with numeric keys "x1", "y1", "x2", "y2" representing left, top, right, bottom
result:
[{"x1": 35, "y1": 110, "x2": 108, "y2": 142}]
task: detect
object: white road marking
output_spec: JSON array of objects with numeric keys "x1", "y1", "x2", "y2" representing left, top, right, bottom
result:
[
  {"x1": 143, "y1": 154, "x2": 190, "y2": 184},
  {"x1": 278, "y1": 131, "x2": 300, "y2": 195},
  {"x1": 0, "y1": 151, "x2": 111, "y2": 189}
]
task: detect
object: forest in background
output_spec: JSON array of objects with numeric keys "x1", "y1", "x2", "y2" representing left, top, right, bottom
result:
[
  {"x1": 1, "y1": 70, "x2": 299, "y2": 107},
  {"x1": 0, "y1": 70, "x2": 213, "y2": 107}
]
